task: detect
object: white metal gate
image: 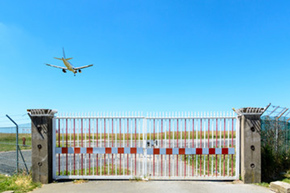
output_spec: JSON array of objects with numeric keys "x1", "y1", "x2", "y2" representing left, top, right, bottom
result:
[{"x1": 53, "y1": 112, "x2": 240, "y2": 180}]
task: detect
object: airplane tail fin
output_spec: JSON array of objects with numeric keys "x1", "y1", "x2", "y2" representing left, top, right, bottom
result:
[
  {"x1": 63, "y1": 47, "x2": 66, "y2": 58},
  {"x1": 54, "y1": 48, "x2": 70, "y2": 60}
]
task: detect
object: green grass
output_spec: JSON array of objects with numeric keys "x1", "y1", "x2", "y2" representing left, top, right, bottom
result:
[
  {"x1": 0, "y1": 133, "x2": 32, "y2": 152},
  {"x1": 0, "y1": 173, "x2": 41, "y2": 193},
  {"x1": 255, "y1": 171, "x2": 290, "y2": 188},
  {"x1": 255, "y1": 182, "x2": 270, "y2": 188},
  {"x1": 282, "y1": 178, "x2": 290, "y2": 183}
]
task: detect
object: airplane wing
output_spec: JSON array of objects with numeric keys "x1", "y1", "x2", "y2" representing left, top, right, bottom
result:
[
  {"x1": 74, "y1": 64, "x2": 93, "y2": 70},
  {"x1": 46, "y1": 63, "x2": 67, "y2": 70}
]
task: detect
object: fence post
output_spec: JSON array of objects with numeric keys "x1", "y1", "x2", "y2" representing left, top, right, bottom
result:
[
  {"x1": 236, "y1": 107, "x2": 265, "y2": 184},
  {"x1": 27, "y1": 109, "x2": 57, "y2": 184},
  {"x1": 6, "y1": 115, "x2": 19, "y2": 173}
]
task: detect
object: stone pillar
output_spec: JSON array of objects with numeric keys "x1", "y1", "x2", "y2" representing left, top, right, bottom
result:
[
  {"x1": 237, "y1": 107, "x2": 264, "y2": 184},
  {"x1": 27, "y1": 109, "x2": 57, "y2": 184}
]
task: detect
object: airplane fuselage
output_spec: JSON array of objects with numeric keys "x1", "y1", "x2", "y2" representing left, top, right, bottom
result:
[{"x1": 61, "y1": 58, "x2": 75, "y2": 73}]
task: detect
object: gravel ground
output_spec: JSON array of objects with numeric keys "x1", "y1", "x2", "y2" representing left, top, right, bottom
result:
[
  {"x1": 32, "y1": 181, "x2": 272, "y2": 193},
  {"x1": 0, "y1": 150, "x2": 32, "y2": 175}
]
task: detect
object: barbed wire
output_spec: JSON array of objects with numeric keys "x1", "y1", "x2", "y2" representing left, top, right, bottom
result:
[{"x1": 262, "y1": 105, "x2": 289, "y2": 119}]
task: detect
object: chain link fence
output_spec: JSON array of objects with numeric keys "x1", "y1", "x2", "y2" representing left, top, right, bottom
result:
[
  {"x1": 0, "y1": 114, "x2": 31, "y2": 175},
  {"x1": 261, "y1": 105, "x2": 290, "y2": 182},
  {"x1": 261, "y1": 117, "x2": 290, "y2": 154}
]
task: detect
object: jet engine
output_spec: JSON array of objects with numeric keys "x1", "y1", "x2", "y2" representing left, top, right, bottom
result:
[
  {"x1": 62, "y1": 69, "x2": 66, "y2": 73},
  {"x1": 78, "y1": 69, "x2": 82, "y2": 73}
]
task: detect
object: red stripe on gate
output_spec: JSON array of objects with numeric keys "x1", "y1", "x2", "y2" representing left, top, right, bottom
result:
[
  {"x1": 222, "y1": 148, "x2": 228, "y2": 154},
  {"x1": 231, "y1": 119, "x2": 234, "y2": 176},
  {"x1": 196, "y1": 148, "x2": 202, "y2": 155},
  {"x1": 96, "y1": 118, "x2": 99, "y2": 147},
  {"x1": 169, "y1": 119, "x2": 171, "y2": 177},
  {"x1": 209, "y1": 148, "x2": 215, "y2": 154},
  {"x1": 119, "y1": 119, "x2": 121, "y2": 176},
  {"x1": 184, "y1": 120, "x2": 186, "y2": 177},
  {"x1": 104, "y1": 119, "x2": 106, "y2": 175},
  {"x1": 73, "y1": 119, "x2": 76, "y2": 175},
  {"x1": 200, "y1": 119, "x2": 202, "y2": 148},
  {"x1": 61, "y1": 147, "x2": 234, "y2": 155},
  {"x1": 135, "y1": 119, "x2": 137, "y2": 176},
  {"x1": 62, "y1": 147, "x2": 68, "y2": 154},
  {"x1": 66, "y1": 119, "x2": 68, "y2": 175},
  {"x1": 153, "y1": 119, "x2": 155, "y2": 177},
  {"x1": 131, "y1": 147, "x2": 137, "y2": 154},
  {"x1": 96, "y1": 119, "x2": 99, "y2": 176},
  {"x1": 75, "y1": 147, "x2": 80, "y2": 154},
  {"x1": 58, "y1": 119, "x2": 60, "y2": 176},
  {"x1": 216, "y1": 118, "x2": 218, "y2": 177},
  {"x1": 81, "y1": 119, "x2": 83, "y2": 175},
  {"x1": 153, "y1": 148, "x2": 160, "y2": 155},
  {"x1": 112, "y1": 119, "x2": 114, "y2": 175},
  {"x1": 176, "y1": 119, "x2": 179, "y2": 176},
  {"x1": 208, "y1": 119, "x2": 210, "y2": 176},
  {"x1": 192, "y1": 119, "x2": 194, "y2": 177},
  {"x1": 127, "y1": 119, "x2": 129, "y2": 175},
  {"x1": 161, "y1": 119, "x2": 163, "y2": 177},
  {"x1": 200, "y1": 119, "x2": 202, "y2": 176},
  {"x1": 118, "y1": 147, "x2": 124, "y2": 154},
  {"x1": 179, "y1": 148, "x2": 185, "y2": 155},
  {"x1": 87, "y1": 147, "x2": 93, "y2": 154},
  {"x1": 223, "y1": 119, "x2": 226, "y2": 176},
  {"x1": 89, "y1": 119, "x2": 91, "y2": 175},
  {"x1": 105, "y1": 147, "x2": 111, "y2": 154}
]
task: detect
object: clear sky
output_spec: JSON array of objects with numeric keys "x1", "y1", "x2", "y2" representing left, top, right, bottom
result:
[{"x1": 0, "y1": 0, "x2": 290, "y2": 121}]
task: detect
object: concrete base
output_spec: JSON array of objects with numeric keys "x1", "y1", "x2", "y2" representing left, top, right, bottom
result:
[{"x1": 270, "y1": 181, "x2": 290, "y2": 193}]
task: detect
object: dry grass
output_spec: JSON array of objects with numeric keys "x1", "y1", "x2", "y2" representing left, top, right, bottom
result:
[
  {"x1": 73, "y1": 179, "x2": 88, "y2": 184},
  {"x1": 0, "y1": 133, "x2": 32, "y2": 152},
  {"x1": 0, "y1": 172, "x2": 41, "y2": 193}
]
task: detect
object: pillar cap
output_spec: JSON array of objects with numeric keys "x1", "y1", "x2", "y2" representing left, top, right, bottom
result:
[{"x1": 27, "y1": 109, "x2": 58, "y2": 117}]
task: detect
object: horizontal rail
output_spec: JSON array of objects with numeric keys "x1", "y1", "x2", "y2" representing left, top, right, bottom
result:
[
  {"x1": 55, "y1": 116, "x2": 237, "y2": 119},
  {"x1": 56, "y1": 147, "x2": 235, "y2": 155}
]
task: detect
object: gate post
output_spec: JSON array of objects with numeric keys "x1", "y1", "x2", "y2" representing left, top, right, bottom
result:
[
  {"x1": 236, "y1": 107, "x2": 265, "y2": 184},
  {"x1": 27, "y1": 109, "x2": 57, "y2": 184}
]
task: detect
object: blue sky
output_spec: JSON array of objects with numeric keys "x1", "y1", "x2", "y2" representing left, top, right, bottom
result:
[{"x1": 0, "y1": 0, "x2": 290, "y2": 120}]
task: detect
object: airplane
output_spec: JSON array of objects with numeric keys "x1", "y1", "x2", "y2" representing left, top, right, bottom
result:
[{"x1": 46, "y1": 48, "x2": 93, "y2": 76}]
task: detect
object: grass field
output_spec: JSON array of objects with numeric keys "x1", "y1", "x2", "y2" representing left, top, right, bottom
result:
[
  {"x1": 0, "y1": 133, "x2": 32, "y2": 152},
  {"x1": 0, "y1": 173, "x2": 41, "y2": 193},
  {"x1": 56, "y1": 131, "x2": 236, "y2": 147}
]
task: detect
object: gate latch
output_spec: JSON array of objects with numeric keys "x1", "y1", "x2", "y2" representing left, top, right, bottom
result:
[{"x1": 147, "y1": 140, "x2": 158, "y2": 147}]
